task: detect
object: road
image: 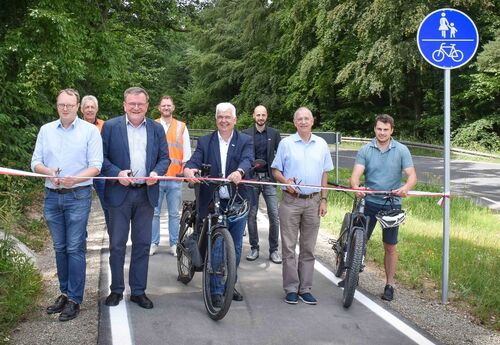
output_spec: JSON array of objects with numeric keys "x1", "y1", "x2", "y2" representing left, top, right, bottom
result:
[{"x1": 334, "y1": 149, "x2": 500, "y2": 211}]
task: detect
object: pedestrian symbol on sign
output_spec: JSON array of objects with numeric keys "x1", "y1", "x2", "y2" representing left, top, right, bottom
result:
[{"x1": 417, "y1": 8, "x2": 478, "y2": 69}]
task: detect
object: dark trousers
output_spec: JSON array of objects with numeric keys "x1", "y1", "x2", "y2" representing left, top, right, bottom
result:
[{"x1": 108, "y1": 187, "x2": 153, "y2": 296}]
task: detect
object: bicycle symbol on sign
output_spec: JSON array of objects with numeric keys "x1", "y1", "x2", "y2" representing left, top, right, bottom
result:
[{"x1": 432, "y1": 43, "x2": 464, "y2": 62}]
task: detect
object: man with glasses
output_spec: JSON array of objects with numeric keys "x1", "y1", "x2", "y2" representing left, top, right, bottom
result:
[
  {"x1": 31, "y1": 88, "x2": 103, "y2": 321},
  {"x1": 150, "y1": 96, "x2": 191, "y2": 257},
  {"x1": 272, "y1": 107, "x2": 333, "y2": 305},
  {"x1": 101, "y1": 87, "x2": 169, "y2": 310}
]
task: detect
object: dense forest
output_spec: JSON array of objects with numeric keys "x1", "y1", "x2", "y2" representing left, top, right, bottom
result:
[{"x1": 0, "y1": 0, "x2": 499, "y2": 177}]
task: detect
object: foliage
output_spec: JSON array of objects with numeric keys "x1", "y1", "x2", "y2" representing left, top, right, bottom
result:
[
  {"x1": 452, "y1": 115, "x2": 500, "y2": 152},
  {"x1": 0, "y1": 239, "x2": 43, "y2": 344}
]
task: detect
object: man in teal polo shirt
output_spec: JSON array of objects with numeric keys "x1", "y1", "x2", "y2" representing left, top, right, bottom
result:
[{"x1": 350, "y1": 114, "x2": 417, "y2": 302}]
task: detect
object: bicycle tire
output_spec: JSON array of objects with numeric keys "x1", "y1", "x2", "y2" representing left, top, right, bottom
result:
[
  {"x1": 432, "y1": 50, "x2": 445, "y2": 62},
  {"x1": 342, "y1": 227, "x2": 364, "y2": 308},
  {"x1": 176, "y1": 202, "x2": 196, "y2": 284},
  {"x1": 334, "y1": 213, "x2": 351, "y2": 277},
  {"x1": 202, "y1": 226, "x2": 236, "y2": 321}
]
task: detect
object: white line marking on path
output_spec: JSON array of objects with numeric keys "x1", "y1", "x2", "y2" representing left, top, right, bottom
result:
[
  {"x1": 314, "y1": 261, "x2": 436, "y2": 345},
  {"x1": 481, "y1": 196, "x2": 500, "y2": 206},
  {"x1": 108, "y1": 241, "x2": 133, "y2": 345}
]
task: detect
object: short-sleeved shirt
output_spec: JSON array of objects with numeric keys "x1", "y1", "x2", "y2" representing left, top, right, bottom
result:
[
  {"x1": 355, "y1": 138, "x2": 413, "y2": 205},
  {"x1": 271, "y1": 133, "x2": 333, "y2": 195}
]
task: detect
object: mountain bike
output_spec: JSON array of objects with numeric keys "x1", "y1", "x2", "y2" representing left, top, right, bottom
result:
[
  {"x1": 330, "y1": 185, "x2": 405, "y2": 308},
  {"x1": 176, "y1": 165, "x2": 247, "y2": 321}
]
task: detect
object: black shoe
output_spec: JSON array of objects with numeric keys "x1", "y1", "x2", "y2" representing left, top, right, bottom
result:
[
  {"x1": 382, "y1": 284, "x2": 394, "y2": 301},
  {"x1": 211, "y1": 294, "x2": 223, "y2": 308},
  {"x1": 130, "y1": 294, "x2": 154, "y2": 309},
  {"x1": 105, "y1": 292, "x2": 123, "y2": 306},
  {"x1": 232, "y1": 288, "x2": 244, "y2": 302},
  {"x1": 46, "y1": 295, "x2": 68, "y2": 314},
  {"x1": 59, "y1": 300, "x2": 80, "y2": 321}
]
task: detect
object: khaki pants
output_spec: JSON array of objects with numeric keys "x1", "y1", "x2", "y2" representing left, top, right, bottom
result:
[{"x1": 279, "y1": 192, "x2": 321, "y2": 294}]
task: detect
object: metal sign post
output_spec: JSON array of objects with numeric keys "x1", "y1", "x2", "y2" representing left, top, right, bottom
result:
[{"x1": 417, "y1": 8, "x2": 478, "y2": 304}]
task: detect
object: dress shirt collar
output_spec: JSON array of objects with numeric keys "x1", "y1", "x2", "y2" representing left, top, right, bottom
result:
[
  {"x1": 57, "y1": 117, "x2": 78, "y2": 129},
  {"x1": 125, "y1": 114, "x2": 146, "y2": 128},
  {"x1": 218, "y1": 130, "x2": 234, "y2": 144}
]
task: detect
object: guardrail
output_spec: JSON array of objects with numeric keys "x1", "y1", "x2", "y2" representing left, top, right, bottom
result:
[{"x1": 189, "y1": 129, "x2": 500, "y2": 159}]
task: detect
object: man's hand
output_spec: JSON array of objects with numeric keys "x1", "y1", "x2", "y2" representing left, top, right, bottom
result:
[
  {"x1": 285, "y1": 177, "x2": 299, "y2": 194},
  {"x1": 227, "y1": 170, "x2": 242, "y2": 184},
  {"x1": 354, "y1": 186, "x2": 367, "y2": 199},
  {"x1": 118, "y1": 169, "x2": 132, "y2": 186},
  {"x1": 47, "y1": 168, "x2": 61, "y2": 187},
  {"x1": 183, "y1": 167, "x2": 200, "y2": 184},
  {"x1": 392, "y1": 186, "x2": 409, "y2": 197},
  {"x1": 147, "y1": 171, "x2": 158, "y2": 186},
  {"x1": 319, "y1": 199, "x2": 328, "y2": 217},
  {"x1": 60, "y1": 176, "x2": 78, "y2": 188}
]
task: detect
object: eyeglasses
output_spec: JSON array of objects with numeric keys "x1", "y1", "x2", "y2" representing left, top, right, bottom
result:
[
  {"x1": 126, "y1": 102, "x2": 147, "y2": 109},
  {"x1": 57, "y1": 104, "x2": 77, "y2": 110}
]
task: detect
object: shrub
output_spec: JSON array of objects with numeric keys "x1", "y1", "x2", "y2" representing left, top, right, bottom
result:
[{"x1": 452, "y1": 115, "x2": 500, "y2": 153}]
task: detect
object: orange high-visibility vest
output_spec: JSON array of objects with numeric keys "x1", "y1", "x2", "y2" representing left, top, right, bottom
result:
[
  {"x1": 96, "y1": 118, "x2": 104, "y2": 133},
  {"x1": 156, "y1": 118, "x2": 186, "y2": 176}
]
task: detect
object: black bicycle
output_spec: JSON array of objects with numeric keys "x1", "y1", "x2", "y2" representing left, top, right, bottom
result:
[
  {"x1": 330, "y1": 185, "x2": 406, "y2": 308},
  {"x1": 176, "y1": 165, "x2": 248, "y2": 320}
]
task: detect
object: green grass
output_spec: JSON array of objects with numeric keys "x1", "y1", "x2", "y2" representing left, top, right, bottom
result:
[
  {"x1": 0, "y1": 239, "x2": 42, "y2": 345},
  {"x1": 0, "y1": 186, "x2": 48, "y2": 344},
  {"x1": 323, "y1": 170, "x2": 500, "y2": 330}
]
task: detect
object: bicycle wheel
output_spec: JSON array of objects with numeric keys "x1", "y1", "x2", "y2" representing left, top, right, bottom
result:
[
  {"x1": 177, "y1": 202, "x2": 196, "y2": 284},
  {"x1": 202, "y1": 226, "x2": 236, "y2": 321},
  {"x1": 334, "y1": 213, "x2": 351, "y2": 277},
  {"x1": 342, "y1": 227, "x2": 364, "y2": 308},
  {"x1": 432, "y1": 50, "x2": 445, "y2": 62}
]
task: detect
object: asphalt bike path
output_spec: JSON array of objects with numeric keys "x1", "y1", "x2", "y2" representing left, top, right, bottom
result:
[{"x1": 98, "y1": 186, "x2": 440, "y2": 345}]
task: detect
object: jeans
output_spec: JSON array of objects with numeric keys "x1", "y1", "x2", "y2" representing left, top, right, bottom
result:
[
  {"x1": 43, "y1": 186, "x2": 92, "y2": 304},
  {"x1": 247, "y1": 184, "x2": 280, "y2": 253},
  {"x1": 93, "y1": 176, "x2": 109, "y2": 227},
  {"x1": 151, "y1": 180, "x2": 182, "y2": 247},
  {"x1": 211, "y1": 214, "x2": 248, "y2": 295}
]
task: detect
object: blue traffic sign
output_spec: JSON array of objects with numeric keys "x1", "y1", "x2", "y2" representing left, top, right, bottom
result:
[{"x1": 417, "y1": 8, "x2": 479, "y2": 69}]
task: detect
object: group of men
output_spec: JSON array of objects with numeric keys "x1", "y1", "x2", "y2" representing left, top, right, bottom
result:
[{"x1": 32, "y1": 86, "x2": 416, "y2": 322}]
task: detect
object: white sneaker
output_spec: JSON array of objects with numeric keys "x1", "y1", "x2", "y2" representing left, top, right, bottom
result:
[
  {"x1": 149, "y1": 244, "x2": 158, "y2": 256},
  {"x1": 170, "y1": 244, "x2": 177, "y2": 257}
]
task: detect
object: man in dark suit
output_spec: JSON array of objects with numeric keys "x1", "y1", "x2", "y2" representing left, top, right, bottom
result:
[
  {"x1": 243, "y1": 105, "x2": 282, "y2": 263},
  {"x1": 183, "y1": 102, "x2": 253, "y2": 304},
  {"x1": 101, "y1": 87, "x2": 169, "y2": 309}
]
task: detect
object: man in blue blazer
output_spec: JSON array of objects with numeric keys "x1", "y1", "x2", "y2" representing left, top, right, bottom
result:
[
  {"x1": 183, "y1": 102, "x2": 253, "y2": 304},
  {"x1": 101, "y1": 87, "x2": 170, "y2": 309}
]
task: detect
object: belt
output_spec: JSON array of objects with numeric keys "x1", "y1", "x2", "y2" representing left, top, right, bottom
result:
[
  {"x1": 129, "y1": 183, "x2": 147, "y2": 189},
  {"x1": 284, "y1": 191, "x2": 319, "y2": 199},
  {"x1": 46, "y1": 185, "x2": 91, "y2": 194}
]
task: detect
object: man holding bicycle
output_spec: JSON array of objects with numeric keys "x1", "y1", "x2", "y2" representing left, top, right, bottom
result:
[
  {"x1": 350, "y1": 114, "x2": 417, "y2": 301},
  {"x1": 183, "y1": 102, "x2": 253, "y2": 305}
]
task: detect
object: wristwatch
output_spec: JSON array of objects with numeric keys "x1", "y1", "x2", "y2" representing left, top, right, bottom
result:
[{"x1": 237, "y1": 168, "x2": 245, "y2": 177}]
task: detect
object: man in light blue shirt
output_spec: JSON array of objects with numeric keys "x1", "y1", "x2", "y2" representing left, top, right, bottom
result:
[
  {"x1": 31, "y1": 88, "x2": 103, "y2": 321},
  {"x1": 272, "y1": 107, "x2": 333, "y2": 305},
  {"x1": 350, "y1": 114, "x2": 417, "y2": 302}
]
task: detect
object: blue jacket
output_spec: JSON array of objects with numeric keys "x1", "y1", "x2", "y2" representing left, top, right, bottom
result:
[
  {"x1": 185, "y1": 130, "x2": 254, "y2": 218},
  {"x1": 101, "y1": 115, "x2": 170, "y2": 208}
]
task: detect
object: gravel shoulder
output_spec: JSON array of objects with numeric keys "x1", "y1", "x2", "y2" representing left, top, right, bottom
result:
[{"x1": 10, "y1": 197, "x2": 500, "y2": 345}]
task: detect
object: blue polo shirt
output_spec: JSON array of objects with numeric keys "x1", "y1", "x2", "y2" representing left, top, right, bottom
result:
[
  {"x1": 271, "y1": 133, "x2": 333, "y2": 195},
  {"x1": 355, "y1": 138, "x2": 413, "y2": 205}
]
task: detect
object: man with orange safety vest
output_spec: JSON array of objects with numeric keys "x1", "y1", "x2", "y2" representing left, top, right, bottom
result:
[{"x1": 150, "y1": 96, "x2": 191, "y2": 256}]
